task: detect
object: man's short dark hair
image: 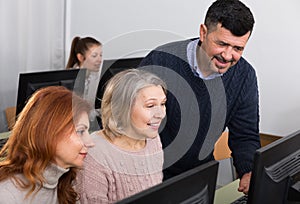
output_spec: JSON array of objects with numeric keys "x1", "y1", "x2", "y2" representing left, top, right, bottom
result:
[{"x1": 204, "y1": 0, "x2": 255, "y2": 36}]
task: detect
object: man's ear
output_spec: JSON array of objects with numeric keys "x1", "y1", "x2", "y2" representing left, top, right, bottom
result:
[{"x1": 200, "y1": 24, "x2": 208, "y2": 42}]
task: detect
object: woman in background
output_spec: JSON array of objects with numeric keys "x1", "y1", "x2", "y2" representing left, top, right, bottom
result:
[
  {"x1": 66, "y1": 36, "x2": 103, "y2": 106},
  {"x1": 0, "y1": 86, "x2": 94, "y2": 204},
  {"x1": 76, "y1": 69, "x2": 167, "y2": 203}
]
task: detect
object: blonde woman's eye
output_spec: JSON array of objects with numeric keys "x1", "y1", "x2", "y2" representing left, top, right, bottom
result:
[{"x1": 146, "y1": 104, "x2": 154, "y2": 108}]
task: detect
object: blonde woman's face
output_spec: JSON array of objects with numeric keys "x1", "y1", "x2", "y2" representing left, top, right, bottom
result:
[
  {"x1": 54, "y1": 112, "x2": 94, "y2": 169},
  {"x1": 81, "y1": 45, "x2": 103, "y2": 72},
  {"x1": 128, "y1": 85, "x2": 166, "y2": 139}
]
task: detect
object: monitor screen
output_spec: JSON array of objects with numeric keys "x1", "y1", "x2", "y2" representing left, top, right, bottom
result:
[
  {"x1": 116, "y1": 160, "x2": 219, "y2": 204},
  {"x1": 95, "y1": 57, "x2": 144, "y2": 109},
  {"x1": 16, "y1": 69, "x2": 86, "y2": 117},
  {"x1": 247, "y1": 130, "x2": 300, "y2": 204}
]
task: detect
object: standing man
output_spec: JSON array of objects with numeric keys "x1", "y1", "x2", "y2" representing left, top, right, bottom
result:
[{"x1": 139, "y1": 0, "x2": 260, "y2": 194}]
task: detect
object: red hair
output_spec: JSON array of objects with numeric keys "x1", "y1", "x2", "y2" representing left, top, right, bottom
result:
[{"x1": 0, "y1": 86, "x2": 91, "y2": 204}]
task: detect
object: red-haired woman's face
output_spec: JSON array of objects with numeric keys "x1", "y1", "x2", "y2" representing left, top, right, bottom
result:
[{"x1": 54, "y1": 112, "x2": 94, "y2": 169}]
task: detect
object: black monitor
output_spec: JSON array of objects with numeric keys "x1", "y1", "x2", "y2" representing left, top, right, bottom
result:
[
  {"x1": 95, "y1": 57, "x2": 144, "y2": 109},
  {"x1": 247, "y1": 130, "x2": 300, "y2": 204},
  {"x1": 16, "y1": 69, "x2": 86, "y2": 117},
  {"x1": 116, "y1": 160, "x2": 219, "y2": 204}
]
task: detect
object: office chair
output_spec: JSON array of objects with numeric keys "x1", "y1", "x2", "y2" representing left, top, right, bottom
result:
[{"x1": 214, "y1": 132, "x2": 237, "y2": 188}]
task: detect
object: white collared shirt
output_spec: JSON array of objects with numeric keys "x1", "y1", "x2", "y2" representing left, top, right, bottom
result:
[{"x1": 187, "y1": 39, "x2": 223, "y2": 80}]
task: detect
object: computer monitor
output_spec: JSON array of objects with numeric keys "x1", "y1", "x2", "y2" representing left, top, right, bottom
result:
[
  {"x1": 247, "y1": 130, "x2": 300, "y2": 204},
  {"x1": 16, "y1": 69, "x2": 86, "y2": 117},
  {"x1": 116, "y1": 160, "x2": 219, "y2": 204},
  {"x1": 95, "y1": 57, "x2": 144, "y2": 109}
]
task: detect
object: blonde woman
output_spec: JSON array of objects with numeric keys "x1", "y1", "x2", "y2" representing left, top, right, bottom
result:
[{"x1": 76, "y1": 69, "x2": 167, "y2": 203}]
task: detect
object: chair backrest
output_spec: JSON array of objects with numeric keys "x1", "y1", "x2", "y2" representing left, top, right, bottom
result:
[
  {"x1": 214, "y1": 132, "x2": 236, "y2": 187},
  {"x1": 213, "y1": 131, "x2": 231, "y2": 160},
  {"x1": 5, "y1": 106, "x2": 16, "y2": 131}
]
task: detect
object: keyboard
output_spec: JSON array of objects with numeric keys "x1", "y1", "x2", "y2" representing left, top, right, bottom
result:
[{"x1": 231, "y1": 195, "x2": 248, "y2": 204}]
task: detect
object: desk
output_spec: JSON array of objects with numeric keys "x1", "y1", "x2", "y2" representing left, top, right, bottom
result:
[{"x1": 214, "y1": 179, "x2": 244, "y2": 204}]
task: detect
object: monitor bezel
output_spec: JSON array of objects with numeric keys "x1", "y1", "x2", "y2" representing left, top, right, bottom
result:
[
  {"x1": 116, "y1": 160, "x2": 219, "y2": 204},
  {"x1": 248, "y1": 130, "x2": 300, "y2": 204},
  {"x1": 16, "y1": 69, "x2": 86, "y2": 117}
]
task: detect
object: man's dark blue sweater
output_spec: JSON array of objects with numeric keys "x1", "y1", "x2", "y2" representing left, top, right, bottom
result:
[{"x1": 139, "y1": 38, "x2": 261, "y2": 180}]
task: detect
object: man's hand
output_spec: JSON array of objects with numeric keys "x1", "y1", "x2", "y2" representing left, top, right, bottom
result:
[{"x1": 238, "y1": 172, "x2": 252, "y2": 194}]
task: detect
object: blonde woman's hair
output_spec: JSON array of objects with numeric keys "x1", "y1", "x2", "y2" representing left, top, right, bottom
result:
[{"x1": 101, "y1": 68, "x2": 166, "y2": 138}]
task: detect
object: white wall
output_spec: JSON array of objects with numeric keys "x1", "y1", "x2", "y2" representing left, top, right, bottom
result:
[
  {"x1": 0, "y1": 0, "x2": 65, "y2": 132},
  {"x1": 67, "y1": 0, "x2": 300, "y2": 136}
]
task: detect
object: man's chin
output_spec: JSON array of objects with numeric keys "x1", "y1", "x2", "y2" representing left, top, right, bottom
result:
[{"x1": 216, "y1": 67, "x2": 229, "y2": 74}]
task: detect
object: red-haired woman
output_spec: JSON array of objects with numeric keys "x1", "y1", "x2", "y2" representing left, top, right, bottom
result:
[{"x1": 0, "y1": 86, "x2": 94, "y2": 204}]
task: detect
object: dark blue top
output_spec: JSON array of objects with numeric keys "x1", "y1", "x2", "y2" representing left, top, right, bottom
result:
[{"x1": 139, "y1": 38, "x2": 260, "y2": 180}]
